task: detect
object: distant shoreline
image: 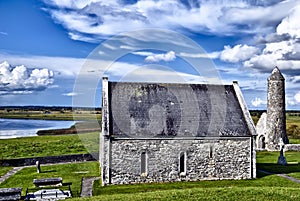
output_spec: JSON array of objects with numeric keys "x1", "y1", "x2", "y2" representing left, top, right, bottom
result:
[{"x1": 37, "y1": 122, "x2": 101, "y2": 136}]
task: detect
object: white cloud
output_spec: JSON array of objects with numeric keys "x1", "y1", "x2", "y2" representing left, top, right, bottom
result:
[
  {"x1": 62, "y1": 92, "x2": 78, "y2": 96},
  {"x1": 0, "y1": 31, "x2": 7, "y2": 36},
  {"x1": 132, "y1": 51, "x2": 155, "y2": 56},
  {"x1": 251, "y1": 97, "x2": 267, "y2": 107},
  {"x1": 179, "y1": 52, "x2": 220, "y2": 59},
  {"x1": 244, "y1": 39, "x2": 300, "y2": 71},
  {"x1": 277, "y1": 5, "x2": 300, "y2": 38},
  {"x1": 294, "y1": 92, "x2": 300, "y2": 103},
  {"x1": 220, "y1": 44, "x2": 260, "y2": 63},
  {"x1": 0, "y1": 53, "x2": 85, "y2": 77},
  {"x1": 145, "y1": 51, "x2": 176, "y2": 63},
  {"x1": 0, "y1": 61, "x2": 54, "y2": 94},
  {"x1": 42, "y1": 0, "x2": 300, "y2": 42}
]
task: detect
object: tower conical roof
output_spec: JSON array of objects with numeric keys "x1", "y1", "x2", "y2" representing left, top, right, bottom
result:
[{"x1": 268, "y1": 66, "x2": 285, "y2": 80}]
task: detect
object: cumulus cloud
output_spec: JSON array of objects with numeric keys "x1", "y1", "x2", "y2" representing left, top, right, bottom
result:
[
  {"x1": 145, "y1": 51, "x2": 176, "y2": 63},
  {"x1": 244, "y1": 39, "x2": 300, "y2": 72},
  {"x1": 294, "y1": 92, "x2": 300, "y2": 103},
  {"x1": 220, "y1": 44, "x2": 260, "y2": 63},
  {"x1": 0, "y1": 61, "x2": 54, "y2": 94},
  {"x1": 42, "y1": 0, "x2": 299, "y2": 42},
  {"x1": 251, "y1": 97, "x2": 267, "y2": 107},
  {"x1": 277, "y1": 5, "x2": 300, "y2": 38}
]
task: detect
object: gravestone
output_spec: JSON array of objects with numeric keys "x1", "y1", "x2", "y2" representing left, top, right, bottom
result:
[
  {"x1": 0, "y1": 188, "x2": 22, "y2": 201},
  {"x1": 277, "y1": 139, "x2": 287, "y2": 166},
  {"x1": 36, "y1": 161, "x2": 41, "y2": 173}
]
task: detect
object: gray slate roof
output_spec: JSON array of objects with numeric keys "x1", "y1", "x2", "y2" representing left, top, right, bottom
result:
[{"x1": 109, "y1": 82, "x2": 251, "y2": 137}]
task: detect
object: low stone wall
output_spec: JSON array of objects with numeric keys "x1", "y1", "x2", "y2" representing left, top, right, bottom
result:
[
  {"x1": 284, "y1": 144, "x2": 300, "y2": 152},
  {"x1": 0, "y1": 153, "x2": 97, "y2": 167}
]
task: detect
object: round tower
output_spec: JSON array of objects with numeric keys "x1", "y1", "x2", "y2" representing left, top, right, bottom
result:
[{"x1": 266, "y1": 67, "x2": 289, "y2": 151}]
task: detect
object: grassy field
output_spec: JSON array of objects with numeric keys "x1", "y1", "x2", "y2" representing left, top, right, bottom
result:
[
  {"x1": 0, "y1": 132, "x2": 99, "y2": 159},
  {"x1": 72, "y1": 187, "x2": 300, "y2": 201},
  {"x1": 69, "y1": 151, "x2": 300, "y2": 201},
  {"x1": 0, "y1": 166, "x2": 13, "y2": 177},
  {"x1": 0, "y1": 110, "x2": 101, "y2": 121},
  {"x1": 257, "y1": 151, "x2": 300, "y2": 181},
  {"x1": 0, "y1": 161, "x2": 99, "y2": 197}
]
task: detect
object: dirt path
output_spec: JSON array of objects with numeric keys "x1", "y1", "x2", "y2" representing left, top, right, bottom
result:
[
  {"x1": 80, "y1": 177, "x2": 99, "y2": 197},
  {"x1": 0, "y1": 167, "x2": 24, "y2": 184}
]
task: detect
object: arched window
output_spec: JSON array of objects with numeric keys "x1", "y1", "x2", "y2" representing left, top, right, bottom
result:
[
  {"x1": 141, "y1": 152, "x2": 147, "y2": 175},
  {"x1": 179, "y1": 152, "x2": 186, "y2": 175}
]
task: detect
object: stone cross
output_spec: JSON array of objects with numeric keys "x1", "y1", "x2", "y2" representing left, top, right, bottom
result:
[{"x1": 277, "y1": 138, "x2": 287, "y2": 166}]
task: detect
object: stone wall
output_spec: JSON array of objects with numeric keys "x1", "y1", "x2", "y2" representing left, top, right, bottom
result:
[
  {"x1": 106, "y1": 138, "x2": 254, "y2": 185},
  {"x1": 284, "y1": 144, "x2": 300, "y2": 152},
  {"x1": 0, "y1": 153, "x2": 96, "y2": 167}
]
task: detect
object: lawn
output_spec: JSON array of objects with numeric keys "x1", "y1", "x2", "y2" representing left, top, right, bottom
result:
[
  {"x1": 73, "y1": 151, "x2": 300, "y2": 201},
  {"x1": 71, "y1": 187, "x2": 300, "y2": 201},
  {"x1": 0, "y1": 166, "x2": 13, "y2": 177},
  {"x1": 257, "y1": 151, "x2": 300, "y2": 182},
  {"x1": 0, "y1": 132, "x2": 99, "y2": 159},
  {"x1": 0, "y1": 161, "x2": 99, "y2": 197}
]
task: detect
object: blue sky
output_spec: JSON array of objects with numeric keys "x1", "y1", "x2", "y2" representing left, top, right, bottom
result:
[{"x1": 0, "y1": 0, "x2": 300, "y2": 110}]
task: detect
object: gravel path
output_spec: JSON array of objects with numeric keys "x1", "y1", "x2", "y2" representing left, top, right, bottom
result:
[
  {"x1": 258, "y1": 169, "x2": 300, "y2": 183},
  {"x1": 80, "y1": 177, "x2": 99, "y2": 197},
  {"x1": 0, "y1": 167, "x2": 24, "y2": 184}
]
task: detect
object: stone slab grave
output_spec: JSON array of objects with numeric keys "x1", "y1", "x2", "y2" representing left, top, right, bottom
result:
[
  {"x1": 0, "y1": 188, "x2": 22, "y2": 201},
  {"x1": 33, "y1": 178, "x2": 62, "y2": 188},
  {"x1": 26, "y1": 178, "x2": 72, "y2": 200},
  {"x1": 25, "y1": 189, "x2": 71, "y2": 200}
]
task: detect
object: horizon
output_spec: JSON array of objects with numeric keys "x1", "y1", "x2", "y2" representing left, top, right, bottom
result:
[{"x1": 0, "y1": 0, "x2": 300, "y2": 110}]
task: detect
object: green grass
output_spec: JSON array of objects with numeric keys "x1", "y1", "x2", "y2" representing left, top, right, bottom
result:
[
  {"x1": 0, "y1": 132, "x2": 99, "y2": 159},
  {"x1": 257, "y1": 151, "x2": 300, "y2": 164},
  {"x1": 286, "y1": 115, "x2": 300, "y2": 128},
  {"x1": 0, "y1": 161, "x2": 99, "y2": 197},
  {"x1": 71, "y1": 187, "x2": 300, "y2": 201},
  {"x1": 289, "y1": 138, "x2": 300, "y2": 144},
  {"x1": 257, "y1": 150, "x2": 300, "y2": 184},
  {"x1": 80, "y1": 151, "x2": 300, "y2": 201},
  {"x1": 0, "y1": 166, "x2": 13, "y2": 177}
]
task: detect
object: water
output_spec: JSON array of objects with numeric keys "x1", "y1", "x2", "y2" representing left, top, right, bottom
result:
[{"x1": 0, "y1": 118, "x2": 75, "y2": 139}]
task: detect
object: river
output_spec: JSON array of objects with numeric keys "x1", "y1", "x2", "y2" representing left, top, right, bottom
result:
[{"x1": 0, "y1": 118, "x2": 75, "y2": 139}]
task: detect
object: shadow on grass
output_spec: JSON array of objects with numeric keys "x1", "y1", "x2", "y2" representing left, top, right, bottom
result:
[
  {"x1": 40, "y1": 170, "x2": 57, "y2": 173},
  {"x1": 257, "y1": 163, "x2": 300, "y2": 176}
]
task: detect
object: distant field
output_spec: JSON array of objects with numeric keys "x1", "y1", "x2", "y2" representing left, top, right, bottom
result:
[
  {"x1": 0, "y1": 132, "x2": 99, "y2": 159},
  {"x1": 251, "y1": 111, "x2": 300, "y2": 139},
  {"x1": 0, "y1": 109, "x2": 101, "y2": 121}
]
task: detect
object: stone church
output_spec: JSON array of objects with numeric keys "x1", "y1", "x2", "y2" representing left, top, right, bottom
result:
[
  {"x1": 256, "y1": 67, "x2": 289, "y2": 151},
  {"x1": 100, "y1": 77, "x2": 257, "y2": 185}
]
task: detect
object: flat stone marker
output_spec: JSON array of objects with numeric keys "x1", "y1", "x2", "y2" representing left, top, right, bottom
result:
[
  {"x1": 0, "y1": 188, "x2": 22, "y2": 201},
  {"x1": 33, "y1": 178, "x2": 62, "y2": 188}
]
